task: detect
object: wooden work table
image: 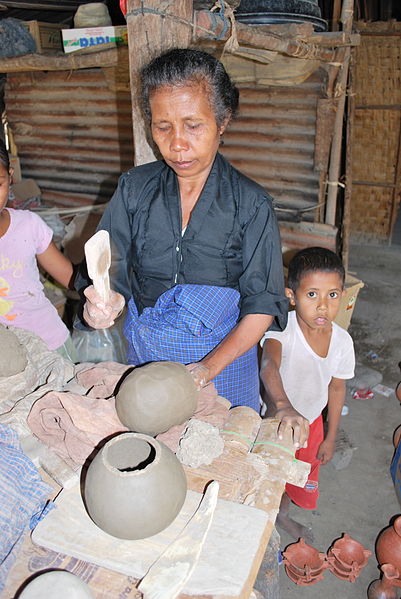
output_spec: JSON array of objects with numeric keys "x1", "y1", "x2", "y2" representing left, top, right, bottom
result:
[{"x1": 2, "y1": 410, "x2": 309, "y2": 599}]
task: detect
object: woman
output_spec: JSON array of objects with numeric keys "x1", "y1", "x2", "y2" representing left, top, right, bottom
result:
[{"x1": 77, "y1": 48, "x2": 288, "y2": 411}]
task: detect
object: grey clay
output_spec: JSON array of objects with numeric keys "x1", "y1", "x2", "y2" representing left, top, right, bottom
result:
[
  {"x1": 115, "y1": 361, "x2": 198, "y2": 435},
  {"x1": 19, "y1": 571, "x2": 94, "y2": 599},
  {"x1": 0, "y1": 324, "x2": 27, "y2": 377},
  {"x1": 83, "y1": 432, "x2": 187, "y2": 539}
]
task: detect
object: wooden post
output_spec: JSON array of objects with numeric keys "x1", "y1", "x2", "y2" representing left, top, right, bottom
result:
[
  {"x1": 332, "y1": 0, "x2": 342, "y2": 31},
  {"x1": 342, "y1": 49, "x2": 356, "y2": 270},
  {"x1": 325, "y1": 0, "x2": 354, "y2": 227},
  {"x1": 126, "y1": 0, "x2": 193, "y2": 166}
]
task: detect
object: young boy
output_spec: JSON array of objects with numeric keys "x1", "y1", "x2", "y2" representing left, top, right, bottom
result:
[{"x1": 260, "y1": 246, "x2": 355, "y2": 541}]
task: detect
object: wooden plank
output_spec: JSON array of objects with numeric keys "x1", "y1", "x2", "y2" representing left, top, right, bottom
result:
[
  {"x1": 31, "y1": 485, "x2": 271, "y2": 598},
  {"x1": 0, "y1": 47, "x2": 122, "y2": 72},
  {"x1": 314, "y1": 98, "x2": 337, "y2": 173}
]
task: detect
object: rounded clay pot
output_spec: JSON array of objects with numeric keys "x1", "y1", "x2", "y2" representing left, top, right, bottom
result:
[
  {"x1": 368, "y1": 570, "x2": 398, "y2": 599},
  {"x1": 283, "y1": 538, "x2": 327, "y2": 585},
  {"x1": 19, "y1": 571, "x2": 94, "y2": 599},
  {"x1": 376, "y1": 516, "x2": 401, "y2": 588},
  {"x1": 284, "y1": 564, "x2": 325, "y2": 586},
  {"x1": 327, "y1": 559, "x2": 361, "y2": 582},
  {"x1": 83, "y1": 432, "x2": 187, "y2": 539},
  {"x1": 327, "y1": 533, "x2": 371, "y2": 581},
  {"x1": 283, "y1": 538, "x2": 327, "y2": 572},
  {"x1": 115, "y1": 361, "x2": 198, "y2": 436}
]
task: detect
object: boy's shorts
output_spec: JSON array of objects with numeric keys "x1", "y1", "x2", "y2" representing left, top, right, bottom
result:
[{"x1": 285, "y1": 415, "x2": 324, "y2": 510}]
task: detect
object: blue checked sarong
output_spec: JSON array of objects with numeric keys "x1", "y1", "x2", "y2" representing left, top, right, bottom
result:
[
  {"x1": 123, "y1": 285, "x2": 260, "y2": 410},
  {"x1": 0, "y1": 424, "x2": 53, "y2": 591}
]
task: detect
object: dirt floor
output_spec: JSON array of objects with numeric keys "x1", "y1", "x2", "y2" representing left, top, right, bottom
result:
[{"x1": 277, "y1": 243, "x2": 401, "y2": 598}]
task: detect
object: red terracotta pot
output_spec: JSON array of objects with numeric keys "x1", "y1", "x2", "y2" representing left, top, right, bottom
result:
[
  {"x1": 327, "y1": 558, "x2": 362, "y2": 582},
  {"x1": 329, "y1": 533, "x2": 372, "y2": 569},
  {"x1": 283, "y1": 537, "x2": 327, "y2": 572},
  {"x1": 376, "y1": 516, "x2": 401, "y2": 588},
  {"x1": 283, "y1": 538, "x2": 328, "y2": 585},
  {"x1": 284, "y1": 564, "x2": 325, "y2": 586},
  {"x1": 368, "y1": 564, "x2": 400, "y2": 599},
  {"x1": 327, "y1": 533, "x2": 371, "y2": 582},
  {"x1": 285, "y1": 560, "x2": 326, "y2": 577},
  {"x1": 368, "y1": 578, "x2": 398, "y2": 599}
]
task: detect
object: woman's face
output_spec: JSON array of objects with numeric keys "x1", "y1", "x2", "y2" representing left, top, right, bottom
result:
[{"x1": 150, "y1": 83, "x2": 227, "y2": 182}]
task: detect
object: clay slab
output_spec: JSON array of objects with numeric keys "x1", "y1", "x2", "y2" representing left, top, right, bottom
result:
[{"x1": 31, "y1": 483, "x2": 270, "y2": 596}]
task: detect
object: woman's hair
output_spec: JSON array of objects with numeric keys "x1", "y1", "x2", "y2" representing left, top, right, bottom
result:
[
  {"x1": 287, "y1": 246, "x2": 345, "y2": 291},
  {"x1": 140, "y1": 48, "x2": 239, "y2": 127},
  {"x1": 0, "y1": 138, "x2": 10, "y2": 171}
]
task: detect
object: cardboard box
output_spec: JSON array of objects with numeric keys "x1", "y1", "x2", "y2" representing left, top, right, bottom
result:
[
  {"x1": 8, "y1": 179, "x2": 41, "y2": 210},
  {"x1": 62, "y1": 25, "x2": 127, "y2": 54},
  {"x1": 23, "y1": 21, "x2": 63, "y2": 53},
  {"x1": 334, "y1": 273, "x2": 364, "y2": 330}
]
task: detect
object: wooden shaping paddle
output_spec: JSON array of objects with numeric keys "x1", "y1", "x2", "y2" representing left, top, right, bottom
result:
[{"x1": 84, "y1": 230, "x2": 111, "y2": 303}]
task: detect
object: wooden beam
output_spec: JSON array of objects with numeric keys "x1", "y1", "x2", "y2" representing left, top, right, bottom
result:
[
  {"x1": 342, "y1": 49, "x2": 356, "y2": 270},
  {"x1": 194, "y1": 10, "x2": 358, "y2": 63},
  {"x1": 325, "y1": 0, "x2": 354, "y2": 226},
  {"x1": 0, "y1": 48, "x2": 122, "y2": 73},
  {"x1": 332, "y1": 0, "x2": 342, "y2": 31},
  {"x1": 0, "y1": 22, "x2": 359, "y2": 75},
  {"x1": 126, "y1": 0, "x2": 193, "y2": 167}
]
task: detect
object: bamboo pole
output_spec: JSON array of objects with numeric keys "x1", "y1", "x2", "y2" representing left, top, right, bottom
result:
[
  {"x1": 325, "y1": 0, "x2": 354, "y2": 227},
  {"x1": 332, "y1": 0, "x2": 342, "y2": 31},
  {"x1": 388, "y1": 109, "x2": 401, "y2": 244},
  {"x1": 341, "y1": 49, "x2": 356, "y2": 270},
  {"x1": 194, "y1": 10, "x2": 347, "y2": 63}
]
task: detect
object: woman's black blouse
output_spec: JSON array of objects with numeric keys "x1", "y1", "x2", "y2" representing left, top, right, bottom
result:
[{"x1": 76, "y1": 153, "x2": 288, "y2": 330}]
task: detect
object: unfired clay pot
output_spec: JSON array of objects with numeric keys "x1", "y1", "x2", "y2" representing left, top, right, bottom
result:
[
  {"x1": 115, "y1": 361, "x2": 198, "y2": 436},
  {"x1": 83, "y1": 432, "x2": 187, "y2": 539},
  {"x1": 376, "y1": 516, "x2": 401, "y2": 588},
  {"x1": 19, "y1": 570, "x2": 94, "y2": 599}
]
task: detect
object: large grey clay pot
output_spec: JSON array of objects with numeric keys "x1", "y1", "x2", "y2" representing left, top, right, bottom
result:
[
  {"x1": 115, "y1": 361, "x2": 198, "y2": 436},
  {"x1": 83, "y1": 432, "x2": 187, "y2": 539}
]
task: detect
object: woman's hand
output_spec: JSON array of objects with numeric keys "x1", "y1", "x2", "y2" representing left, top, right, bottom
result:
[
  {"x1": 275, "y1": 406, "x2": 309, "y2": 450},
  {"x1": 186, "y1": 362, "x2": 211, "y2": 390},
  {"x1": 83, "y1": 285, "x2": 125, "y2": 329}
]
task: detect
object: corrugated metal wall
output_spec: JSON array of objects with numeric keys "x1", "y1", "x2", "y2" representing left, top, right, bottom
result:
[
  {"x1": 222, "y1": 72, "x2": 324, "y2": 222},
  {"x1": 5, "y1": 68, "x2": 134, "y2": 207},
  {"x1": 5, "y1": 66, "x2": 324, "y2": 219}
]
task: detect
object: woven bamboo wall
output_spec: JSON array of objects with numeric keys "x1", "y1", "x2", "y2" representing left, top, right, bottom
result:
[{"x1": 351, "y1": 21, "x2": 401, "y2": 242}]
